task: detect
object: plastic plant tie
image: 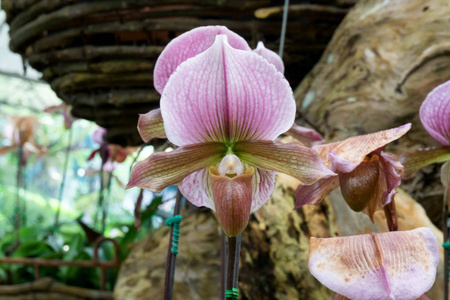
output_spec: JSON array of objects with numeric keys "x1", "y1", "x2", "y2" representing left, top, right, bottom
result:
[
  {"x1": 443, "y1": 241, "x2": 450, "y2": 279},
  {"x1": 225, "y1": 288, "x2": 239, "y2": 299},
  {"x1": 166, "y1": 215, "x2": 182, "y2": 255}
]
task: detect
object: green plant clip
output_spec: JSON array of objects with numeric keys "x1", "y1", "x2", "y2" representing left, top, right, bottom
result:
[
  {"x1": 225, "y1": 288, "x2": 239, "y2": 299},
  {"x1": 166, "y1": 215, "x2": 182, "y2": 255}
]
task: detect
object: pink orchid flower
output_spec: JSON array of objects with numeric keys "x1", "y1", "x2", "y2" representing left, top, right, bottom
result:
[
  {"x1": 295, "y1": 124, "x2": 411, "y2": 224},
  {"x1": 88, "y1": 127, "x2": 134, "y2": 170},
  {"x1": 0, "y1": 116, "x2": 47, "y2": 163},
  {"x1": 127, "y1": 26, "x2": 335, "y2": 236},
  {"x1": 138, "y1": 26, "x2": 322, "y2": 147},
  {"x1": 309, "y1": 227, "x2": 438, "y2": 300}
]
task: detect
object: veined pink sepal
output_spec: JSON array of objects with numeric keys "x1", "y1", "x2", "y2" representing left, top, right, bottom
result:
[
  {"x1": 154, "y1": 26, "x2": 251, "y2": 94},
  {"x1": 126, "y1": 142, "x2": 226, "y2": 192},
  {"x1": 253, "y1": 41, "x2": 284, "y2": 74},
  {"x1": 285, "y1": 123, "x2": 323, "y2": 147},
  {"x1": 327, "y1": 124, "x2": 411, "y2": 173},
  {"x1": 309, "y1": 227, "x2": 439, "y2": 300},
  {"x1": 138, "y1": 108, "x2": 167, "y2": 143},
  {"x1": 420, "y1": 80, "x2": 450, "y2": 145},
  {"x1": 160, "y1": 34, "x2": 295, "y2": 146},
  {"x1": 210, "y1": 166, "x2": 254, "y2": 237}
]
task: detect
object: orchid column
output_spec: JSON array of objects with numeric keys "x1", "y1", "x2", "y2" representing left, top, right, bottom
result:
[{"x1": 127, "y1": 26, "x2": 334, "y2": 299}]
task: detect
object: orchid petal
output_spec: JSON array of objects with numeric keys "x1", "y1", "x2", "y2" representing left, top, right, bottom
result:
[
  {"x1": 294, "y1": 176, "x2": 339, "y2": 209},
  {"x1": 420, "y1": 80, "x2": 450, "y2": 145},
  {"x1": 93, "y1": 128, "x2": 107, "y2": 145},
  {"x1": 379, "y1": 151, "x2": 403, "y2": 205},
  {"x1": 179, "y1": 168, "x2": 214, "y2": 210},
  {"x1": 210, "y1": 166, "x2": 254, "y2": 236},
  {"x1": 154, "y1": 26, "x2": 251, "y2": 94},
  {"x1": 285, "y1": 123, "x2": 323, "y2": 147},
  {"x1": 233, "y1": 140, "x2": 336, "y2": 185},
  {"x1": 160, "y1": 35, "x2": 295, "y2": 146},
  {"x1": 0, "y1": 145, "x2": 18, "y2": 155},
  {"x1": 253, "y1": 41, "x2": 285, "y2": 73},
  {"x1": 309, "y1": 227, "x2": 439, "y2": 300},
  {"x1": 328, "y1": 124, "x2": 411, "y2": 173},
  {"x1": 400, "y1": 146, "x2": 450, "y2": 178},
  {"x1": 332, "y1": 294, "x2": 350, "y2": 300},
  {"x1": 251, "y1": 169, "x2": 277, "y2": 213},
  {"x1": 127, "y1": 142, "x2": 226, "y2": 192},
  {"x1": 137, "y1": 108, "x2": 167, "y2": 143}
]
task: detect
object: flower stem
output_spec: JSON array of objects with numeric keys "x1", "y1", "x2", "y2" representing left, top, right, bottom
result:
[
  {"x1": 221, "y1": 231, "x2": 227, "y2": 300},
  {"x1": 164, "y1": 189, "x2": 182, "y2": 300},
  {"x1": 383, "y1": 200, "x2": 398, "y2": 231},
  {"x1": 226, "y1": 234, "x2": 241, "y2": 299},
  {"x1": 54, "y1": 126, "x2": 73, "y2": 230}
]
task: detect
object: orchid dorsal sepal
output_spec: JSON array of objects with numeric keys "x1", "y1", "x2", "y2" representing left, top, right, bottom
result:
[
  {"x1": 153, "y1": 26, "x2": 251, "y2": 94},
  {"x1": 420, "y1": 80, "x2": 450, "y2": 145},
  {"x1": 400, "y1": 146, "x2": 450, "y2": 178},
  {"x1": 309, "y1": 227, "x2": 439, "y2": 300},
  {"x1": 210, "y1": 165, "x2": 254, "y2": 237},
  {"x1": 253, "y1": 41, "x2": 284, "y2": 74}
]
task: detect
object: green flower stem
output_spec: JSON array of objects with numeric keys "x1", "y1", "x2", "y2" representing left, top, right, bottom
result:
[
  {"x1": 164, "y1": 189, "x2": 183, "y2": 300},
  {"x1": 226, "y1": 234, "x2": 241, "y2": 300},
  {"x1": 54, "y1": 126, "x2": 73, "y2": 230},
  {"x1": 221, "y1": 231, "x2": 227, "y2": 300}
]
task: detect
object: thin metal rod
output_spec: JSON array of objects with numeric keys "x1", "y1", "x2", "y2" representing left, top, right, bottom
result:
[
  {"x1": 54, "y1": 127, "x2": 73, "y2": 229},
  {"x1": 164, "y1": 189, "x2": 183, "y2": 300},
  {"x1": 15, "y1": 146, "x2": 24, "y2": 247},
  {"x1": 278, "y1": 0, "x2": 290, "y2": 58}
]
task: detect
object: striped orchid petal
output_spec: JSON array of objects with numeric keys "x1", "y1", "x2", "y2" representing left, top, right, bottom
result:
[
  {"x1": 294, "y1": 176, "x2": 339, "y2": 208},
  {"x1": 420, "y1": 80, "x2": 450, "y2": 145},
  {"x1": 309, "y1": 228, "x2": 439, "y2": 300},
  {"x1": 233, "y1": 140, "x2": 336, "y2": 185},
  {"x1": 127, "y1": 142, "x2": 226, "y2": 192},
  {"x1": 137, "y1": 108, "x2": 167, "y2": 142},
  {"x1": 160, "y1": 35, "x2": 295, "y2": 146},
  {"x1": 401, "y1": 146, "x2": 450, "y2": 178},
  {"x1": 153, "y1": 26, "x2": 251, "y2": 94},
  {"x1": 253, "y1": 41, "x2": 284, "y2": 74}
]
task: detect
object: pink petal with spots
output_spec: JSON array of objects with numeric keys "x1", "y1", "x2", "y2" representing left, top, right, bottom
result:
[
  {"x1": 253, "y1": 41, "x2": 284, "y2": 73},
  {"x1": 309, "y1": 227, "x2": 439, "y2": 300},
  {"x1": 161, "y1": 35, "x2": 295, "y2": 146},
  {"x1": 328, "y1": 124, "x2": 411, "y2": 173},
  {"x1": 154, "y1": 26, "x2": 250, "y2": 94},
  {"x1": 179, "y1": 168, "x2": 215, "y2": 210},
  {"x1": 294, "y1": 176, "x2": 339, "y2": 209},
  {"x1": 420, "y1": 80, "x2": 450, "y2": 145},
  {"x1": 251, "y1": 169, "x2": 277, "y2": 213},
  {"x1": 127, "y1": 142, "x2": 226, "y2": 192}
]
